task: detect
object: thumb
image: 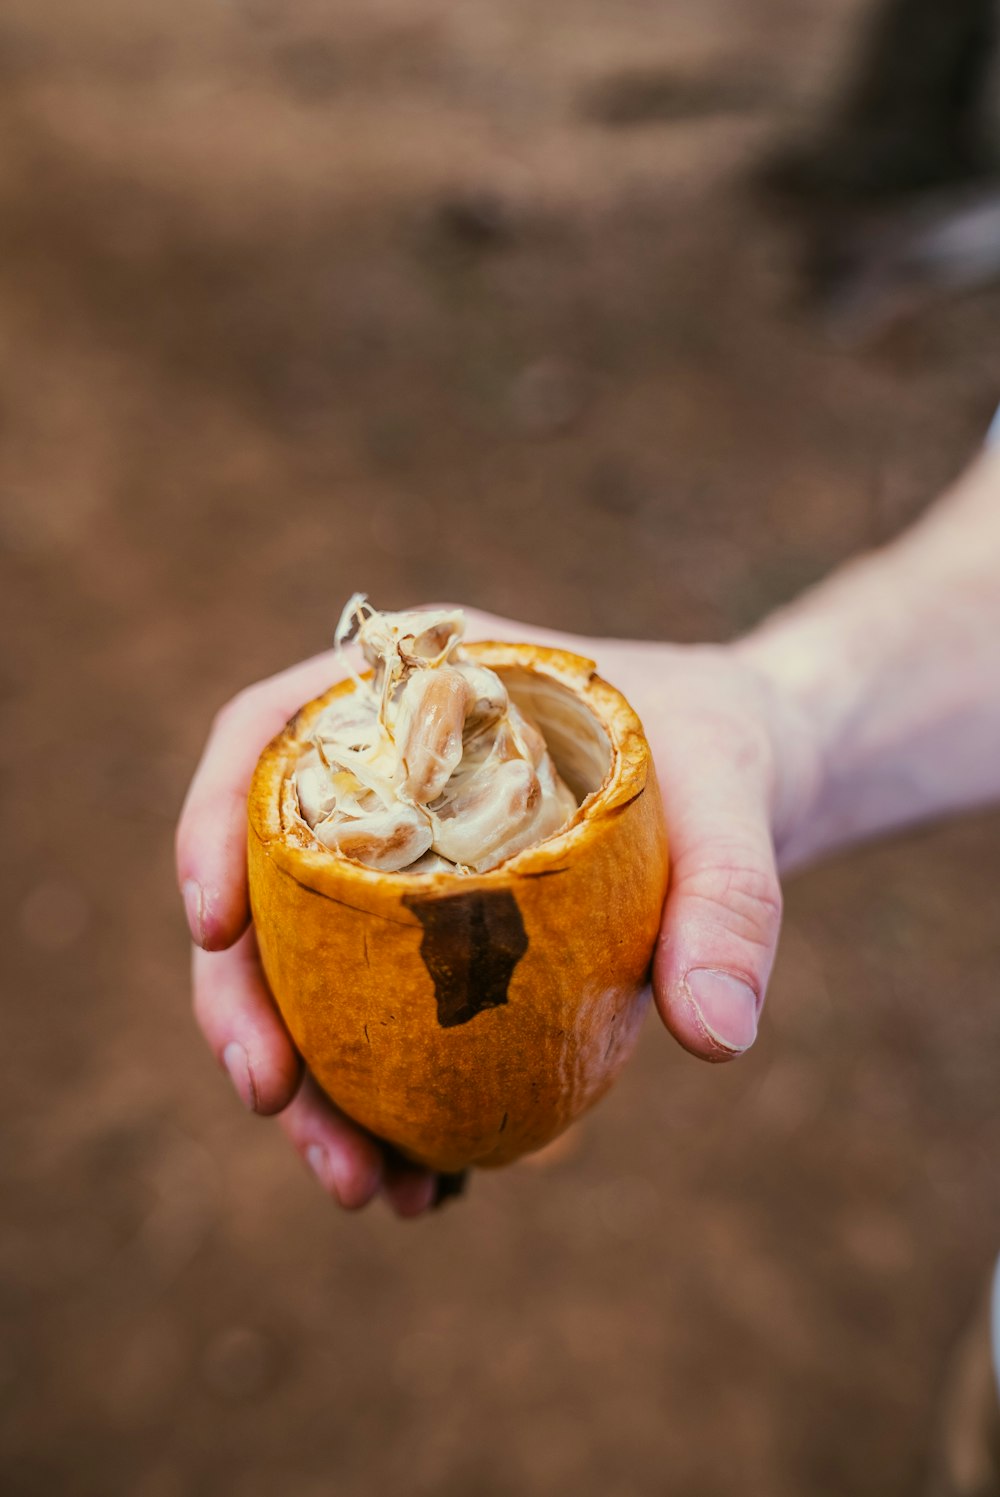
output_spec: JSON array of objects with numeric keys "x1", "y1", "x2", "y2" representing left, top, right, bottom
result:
[{"x1": 652, "y1": 760, "x2": 783, "y2": 1063}]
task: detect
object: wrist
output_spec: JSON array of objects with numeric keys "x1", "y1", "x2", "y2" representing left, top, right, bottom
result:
[
  {"x1": 729, "y1": 631, "x2": 830, "y2": 872},
  {"x1": 732, "y1": 539, "x2": 924, "y2": 870},
  {"x1": 732, "y1": 514, "x2": 996, "y2": 868},
  {"x1": 733, "y1": 450, "x2": 1000, "y2": 870}
]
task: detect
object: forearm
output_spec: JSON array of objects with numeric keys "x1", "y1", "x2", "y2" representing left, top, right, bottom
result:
[{"x1": 738, "y1": 447, "x2": 1000, "y2": 870}]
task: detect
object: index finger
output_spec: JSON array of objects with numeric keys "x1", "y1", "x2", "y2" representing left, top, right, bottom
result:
[
  {"x1": 176, "y1": 649, "x2": 343, "y2": 949},
  {"x1": 449, "y1": 605, "x2": 586, "y2": 653}
]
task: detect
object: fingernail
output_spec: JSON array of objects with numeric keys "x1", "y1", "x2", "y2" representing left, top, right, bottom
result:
[
  {"x1": 684, "y1": 969, "x2": 759, "y2": 1054},
  {"x1": 306, "y1": 1143, "x2": 345, "y2": 1205},
  {"x1": 306, "y1": 1142, "x2": 328, "y2": 1182},
  {"x1": 223, "y1": 1041, "x2": 258, "y2": 1111},
  {"x1": 182, "y1": 879, "x2": 204, "y2": 944}
]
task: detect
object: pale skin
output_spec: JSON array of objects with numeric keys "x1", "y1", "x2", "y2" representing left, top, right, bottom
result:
[{"x1": 175, "y1": 446, "x2": 1000, "y2": 1218}]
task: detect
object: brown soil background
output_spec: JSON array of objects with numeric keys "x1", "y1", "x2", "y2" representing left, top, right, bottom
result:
[{"x1": 3, "y1": 2, "x2": 1000, "y2": 1494}]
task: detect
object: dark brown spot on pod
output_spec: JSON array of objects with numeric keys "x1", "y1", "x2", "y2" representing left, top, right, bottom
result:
[{"x1": 402, "y1": 889, "x2": 529, "y2": 1027}]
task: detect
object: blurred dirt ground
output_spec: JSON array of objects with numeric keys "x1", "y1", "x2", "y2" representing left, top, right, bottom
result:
[{"x1": 3, "y1": 2, "x2": 1000, "y2": 1494}]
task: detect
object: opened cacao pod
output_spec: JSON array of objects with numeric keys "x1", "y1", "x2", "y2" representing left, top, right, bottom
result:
[{"x1": 248, "y1": 641, "x2": 668, "y2": 1173}]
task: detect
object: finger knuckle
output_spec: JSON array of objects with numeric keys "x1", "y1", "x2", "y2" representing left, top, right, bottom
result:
[
  {"x1": 678, "y1": 847, "x2": 783, "y2": 945},
  {"x1": 190, "y1": 970, "x2": 212, "y2": 1029},
  {"x1": 212, "y1": 685, "x2": 260, "y2": 735}
]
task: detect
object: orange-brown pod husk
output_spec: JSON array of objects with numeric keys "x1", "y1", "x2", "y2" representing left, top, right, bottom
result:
[{"x1": 248, "y1": 642, "x2": 669, "y2": 1174}]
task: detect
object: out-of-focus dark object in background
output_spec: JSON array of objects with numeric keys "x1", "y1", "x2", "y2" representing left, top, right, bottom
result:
[
  {"x1": 762, "y1": 0, "x2": 1000, "y2": 337},
  {"x1": 767, "y1": 0, "x2": 999, "y2": 199}
]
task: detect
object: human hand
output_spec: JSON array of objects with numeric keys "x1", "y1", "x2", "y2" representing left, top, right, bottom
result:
[
  {"x1": 176, "y1": 649, "x2": 445, "y2": 1218},
  {"x1": 176, "y1": 612, "x2": 819, "y2": 1216},
  {"x1": 460, "y1": 612, "x2": 820, "y2": 1061}
]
